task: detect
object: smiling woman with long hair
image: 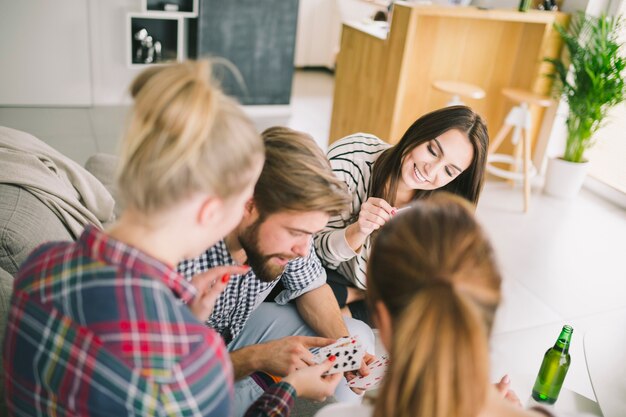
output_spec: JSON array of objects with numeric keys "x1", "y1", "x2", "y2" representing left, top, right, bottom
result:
[{"x1": 313, "y1": 106, "x2": 489, "y2": 322}]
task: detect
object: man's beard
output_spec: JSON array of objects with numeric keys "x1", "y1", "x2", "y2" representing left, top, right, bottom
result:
[{"x1": 238, "y1": 219, "x2": 293, "y2": 283}]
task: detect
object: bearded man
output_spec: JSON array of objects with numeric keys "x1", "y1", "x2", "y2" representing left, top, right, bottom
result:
[{"x1": 178, "y1": 127, "x2": 375, "y2": 417}]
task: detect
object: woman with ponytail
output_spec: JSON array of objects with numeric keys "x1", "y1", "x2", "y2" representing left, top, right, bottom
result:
[
  {"x1": 316, "y1": 193, "x2": 576, "y2": 417},
  {"x1": 4, "y1": 60, "x2": 340, "y2": 417}
]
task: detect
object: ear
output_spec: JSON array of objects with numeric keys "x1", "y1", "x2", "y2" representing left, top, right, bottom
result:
[
  {"x1": 241, "y1": 198, "x2": 259, "y2": 223},
  {"x1": 374, "y1": 301, "x2": 393, "y2": 353},
  {"x1": 197, "y1": 195, "x2": 223, "y2": 226}
]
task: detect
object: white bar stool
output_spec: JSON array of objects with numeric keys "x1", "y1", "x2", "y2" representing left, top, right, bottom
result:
[
  {"x1": 432, "y1": 80, "x2": 486, "y2": 106},
  {"x1": 487, "y1": 88, "x2": 552, "y2": 212}
]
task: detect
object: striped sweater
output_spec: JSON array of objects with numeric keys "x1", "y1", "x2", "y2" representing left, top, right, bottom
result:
[{"x1": 314, "y1": 134, "x2": 391, "y2": 289}]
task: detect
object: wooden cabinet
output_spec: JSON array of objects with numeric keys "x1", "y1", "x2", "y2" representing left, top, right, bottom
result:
[{"x1": 329, "y1": 4, "x2": 568, "y2": 161}]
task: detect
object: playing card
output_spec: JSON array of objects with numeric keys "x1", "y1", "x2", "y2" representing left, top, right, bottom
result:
[
  {"x1": 312, "y1": 336, "x2": 365, "y2": 375},
  {"x1": 312, "y1": 336, "x2": 354, "y2": 361},
  {"x1": 347, "y1": 353, "x2": 389, "y2": 390}
]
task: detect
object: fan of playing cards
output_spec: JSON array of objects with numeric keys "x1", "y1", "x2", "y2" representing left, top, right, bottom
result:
[
  {"x1": 348, "y1": 353, "x2": 389, "y2": 391},
  {"x1": 312, "y1": 335, "x2": 365, "y2": 375},
  {"x1": 311, "y1": 336, "x2": 390, "y2": 391}
]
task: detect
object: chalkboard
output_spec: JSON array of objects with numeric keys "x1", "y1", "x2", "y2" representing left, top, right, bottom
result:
[{"x1": 190, "y1": 0, "x2": 299, "y2": 105}]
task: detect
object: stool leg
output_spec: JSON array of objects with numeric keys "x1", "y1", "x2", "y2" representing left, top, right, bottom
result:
[
  {"x1": 489, "y1": 123, "x2": 513, "y2": 154},
  {"x1": 523, "y1": 126, "x2": 532, "y2": 212},
  {"x1": 510, "y1": 139, "x2": 523, "y2": 187}
]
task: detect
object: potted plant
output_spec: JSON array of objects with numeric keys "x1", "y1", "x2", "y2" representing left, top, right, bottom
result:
[{"x1": 543, "y1": 11, "x2": 626, "y2": 199}]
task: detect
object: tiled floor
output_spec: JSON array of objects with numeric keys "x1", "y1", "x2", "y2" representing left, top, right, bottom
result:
[{"x1": 1, "y1": 69, "x2": 625, "y2": 416}]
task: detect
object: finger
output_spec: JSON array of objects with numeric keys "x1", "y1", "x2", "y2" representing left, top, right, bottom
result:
[
  {"x1": 361, "y1": 211, "x2": 388, "y2": 226},
  {"x1": 301, "y1": 350, "x2": 317, "y2": 366},
  {"x1": 315, "y1": 355, "x2": 338, "y2": 374},
  {"x1": 324, "y1": 372, "x2": 343, "y2": 387},
  {"x1": 505, "y1": 390, "x2": 522, "y2": 407},
  {"x1": 368, "y1": 198, "x2": 394, "y2": 215},
  {"x1": 370, "y1": 205, "x2": 393, "y2": 221},
  {"x1": 363, "y1": 353, "x2": 376, "y2": 365},
  {"x1": 191, "y1": 273, "x2": 231, "y2": 320},
  {"x1": 358, "y1": 359, "x2": 370, "y2": 377},
  {"x1": 358, "y1": 217, "x2": 382, "y2": 232},
  {"x1": 495, "y1": 374, "x2": 510, "y2": 394},
  {"x1": 203, "y1": 273, "x2": 230, "y2": 299},
  {"x1": 300, "y1": 336, "x2": 337, "y2": 348},
  {"x1": 350, "y1": 387, "x2": 365, "y2": 395},
  {"x1": 192, "y1": 265, "x2": 250, "y2": 292}
]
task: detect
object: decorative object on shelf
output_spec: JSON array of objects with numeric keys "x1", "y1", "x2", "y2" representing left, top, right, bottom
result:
[
  {"x1": 543, "y1": 12, "x2": 626, "y2": 199},
  {"x1": 518, "y1": 0, "x2": 532, "y2": 12},
  {"x1": 164, "y1": 3, "x2": 180, "y2": 12},
  {"x1": 538, "y1": 0, "x2": 558, "y2": 11},
  {"x1": 133, "y1": 28, "x2": 163, "y2": 64}
]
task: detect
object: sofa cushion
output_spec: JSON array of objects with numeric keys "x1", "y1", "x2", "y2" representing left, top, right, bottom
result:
[
  {"x1": 84, "y1": 153, "x2": 121, "y2": 220},
  {"x1": 0, "y1": 184, "x2": 73, "y2": 276},
  {"x1": 0, "y1": 267, "x2": 13, "y2": 417}
]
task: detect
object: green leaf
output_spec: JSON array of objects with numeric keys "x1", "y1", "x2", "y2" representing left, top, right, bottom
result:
[{"x1": 547, "y1": 12, "x2": 626, "y2": 162}]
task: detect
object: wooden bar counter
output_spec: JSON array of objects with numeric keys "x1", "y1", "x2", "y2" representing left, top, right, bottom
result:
[{"x1": 329, "y1": 2, "x2": 568, "y2": 161}]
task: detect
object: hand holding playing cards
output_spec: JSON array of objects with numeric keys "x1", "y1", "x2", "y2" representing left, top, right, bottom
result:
[
  {"x1": 258, "y1": 336, "x2": 336, "y2": 376},
  {"x1": 345, "y1": 351, "x2": 375, "y2": 394},
  {"x1": 189, "y1": 265, "x2": 250, "y2": 322},
  {"x1": 283, "y1": 357, "x2": 343, "y2": 402}
]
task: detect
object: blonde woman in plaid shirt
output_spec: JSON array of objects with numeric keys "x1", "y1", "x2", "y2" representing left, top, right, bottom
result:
[{"x1": 4, "y1": 61, "x2": 340, "y2": 417}]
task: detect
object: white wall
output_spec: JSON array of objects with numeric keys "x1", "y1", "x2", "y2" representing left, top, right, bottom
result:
[
  {"x1": 0, "y1": 0, "x2": 92, "y2": 106},
  {"x1": 0, "y1": 0, "x2": 150, "y2": 106},
  {"x1": 88, "y1": 0, "x2": 144, "y2": 105}
]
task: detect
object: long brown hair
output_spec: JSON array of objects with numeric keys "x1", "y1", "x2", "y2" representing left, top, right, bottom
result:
[
  {"x1": 370, "y1": 106, "x2": 488, "y2": 206},
  {"x1": 367, "y1": 193, "x2": 502, "y2": 417},
  {"x1": 254, "y1": 127, "x2": 350, "y2": 217}
]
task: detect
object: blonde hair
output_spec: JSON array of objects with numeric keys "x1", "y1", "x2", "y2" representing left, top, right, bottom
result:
[
  {"x1": 254, "y1": 127, "x2": 350, "y2": 217},
  {"x1": 117, "y1": 60, "x2": 263, "y2": 214},
  {"x1": 367, "y1": 193, "x2": 502, "y2": 417}
]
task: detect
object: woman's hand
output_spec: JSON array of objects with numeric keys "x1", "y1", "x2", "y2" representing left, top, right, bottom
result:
[
  {"x1": 188, "y1": 265, "x2": 250, "y2": 321},
  {"x1": 345, "y1": 197, "x2": 395, "y2": 251},
  {"x1": 495, "y1": 374, "x2": 522, "y2": 407},
  {"x1": 283, "y1": 356, "x2": 344, "y2": 401}
]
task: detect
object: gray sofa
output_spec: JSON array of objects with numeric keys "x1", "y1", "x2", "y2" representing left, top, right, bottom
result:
[{"x1": 0, "y1": 152, "x2": 117, "y2": 416}]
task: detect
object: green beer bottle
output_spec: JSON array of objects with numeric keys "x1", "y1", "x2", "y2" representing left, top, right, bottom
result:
[{"x1": 532, "y1": 325, "x2": 573, "y2": 404}]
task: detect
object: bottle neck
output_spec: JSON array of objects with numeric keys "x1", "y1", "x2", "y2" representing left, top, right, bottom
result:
[{"x1": 553, "y1": 326, "x2": 573, "y2": 353}]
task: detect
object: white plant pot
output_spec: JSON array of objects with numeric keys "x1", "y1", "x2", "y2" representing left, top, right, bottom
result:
[{"x1": 543, "y1": 157, "x2": 589, "y2": 199}]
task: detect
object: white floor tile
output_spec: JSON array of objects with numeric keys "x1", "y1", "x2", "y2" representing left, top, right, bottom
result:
[
  {"x1": 288, "y1": 70, "x2": 334, "y2": 150},
  {"x1": 478, "y1": 181, "x2": 626, "y2": 319},
  {"x1": 492, "y1": 277, "x2": 562, "y2": 335}
]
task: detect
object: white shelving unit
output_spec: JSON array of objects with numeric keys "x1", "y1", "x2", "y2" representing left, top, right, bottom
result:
[
  {"x1": 127, "y1": 0, "x2": 197, "y2": 68},
  {"x1": 140, "y1": 0, "x2": 198, "y2": 17}
]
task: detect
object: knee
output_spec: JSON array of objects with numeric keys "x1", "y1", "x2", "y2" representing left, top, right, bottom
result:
[{"x1": 343, "y1": 316, "x2": 375, "y2": 354}]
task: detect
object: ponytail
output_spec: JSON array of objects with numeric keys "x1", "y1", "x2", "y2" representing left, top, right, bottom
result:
[
  {"x1": 374, "y1": 284, "x2": 490, "y2": 417},
  {"x1": 117, "y1": 60, "x2": 263, "y2": 215}
]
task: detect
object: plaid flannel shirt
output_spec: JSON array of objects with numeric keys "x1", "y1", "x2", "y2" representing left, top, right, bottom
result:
[
  {"x1": 178, "y1": 239, "x2": 326, "y2": 344},
  {"x1": 3, "y1": 226, "x2": 295, "y2": 417}
]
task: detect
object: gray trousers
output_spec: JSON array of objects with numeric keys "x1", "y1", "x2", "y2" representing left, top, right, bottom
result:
[{"x1": 228, "y1": 302, "x2": 375, "y2": 417}]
